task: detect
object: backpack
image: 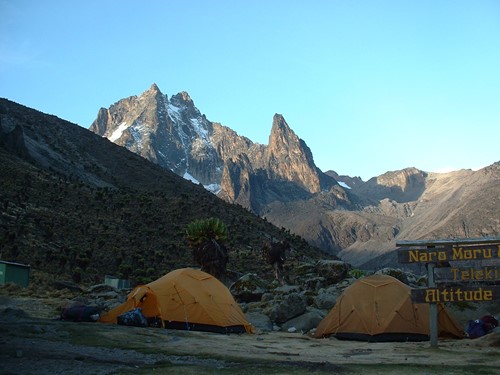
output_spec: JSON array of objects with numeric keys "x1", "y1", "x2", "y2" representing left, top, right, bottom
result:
[
  {"x1": 467, "y1": 319, "x2": 485, "y2": 339},
  {"x1": 117, "y1": 307, "x2": 148, "y2": 327},
  {"x1": 60, "y1": 305, "x2": 100, "y2": 322}
]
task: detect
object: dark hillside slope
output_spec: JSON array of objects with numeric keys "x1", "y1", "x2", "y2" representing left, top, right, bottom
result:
[{"x1": 0, "y1": 99, "x2": 331, "y2": 285}]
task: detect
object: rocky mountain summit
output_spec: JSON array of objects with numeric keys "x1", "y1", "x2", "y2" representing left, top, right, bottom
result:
[
  {"x1": 89, "y1": 84, "x2": 500, "y2": 268},
  {"x1": 89, "y1": 83, "x2": 353, "y2": 212},
  {"x1": 90, "y1": 84, "x2": 339, "y2": 201},
  {"x1": 91, "y1": 84, "x2": 223, "y2": 191}
]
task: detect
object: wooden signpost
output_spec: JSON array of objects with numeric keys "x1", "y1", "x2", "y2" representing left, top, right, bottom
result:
[
  {"x1": 397, "y1": 244, "x2": 499, "y2": 264},
  {"x1": 411, "y1": 285, "x2": 500, "y2": 303},
  {"x1": 397, "y1": 237, "x2": 500, "y2": 348}
]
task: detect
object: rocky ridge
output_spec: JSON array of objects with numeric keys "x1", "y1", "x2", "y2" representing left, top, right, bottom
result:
[{"x1": 90, "y1": 84, "x2": 344, "y2": 207}]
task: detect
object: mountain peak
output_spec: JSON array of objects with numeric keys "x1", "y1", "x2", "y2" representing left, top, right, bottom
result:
[
  {"x1": 138, "y1": 83, "x2": 164, "y2": 103},
  {"x1": 269, "y1": 113, "x2": 297, "y2": 148},
  {"x1": 145, "y1": 83, "x2": 163, "y2": 96},
  {"x1": 271, "y1": 113, "x2": 290, "y2": 132},
  {"x1": 264, "y1": 114, "x2": 325, "y2": 193},
  {"x1": 171, "y1": 91, "x2": 194, "y2": 107}
]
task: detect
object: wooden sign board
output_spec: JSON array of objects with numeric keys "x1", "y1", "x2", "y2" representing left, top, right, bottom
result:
[
  {"x1": 412, "y1": 286, "x2": 500, "y2": 303},
  {"x1": 398, "y1": 244, "x2": 500, "y2": 264},
  {"x1": 435, "y1": 266, "x2": 500, "y2": 283}
]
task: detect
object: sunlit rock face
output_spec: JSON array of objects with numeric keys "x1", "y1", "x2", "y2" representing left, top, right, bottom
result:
[
  {"x1": 90, "y1": 85, "x2": 337, "y2": 201},
  {"x1": 91, "y1": 84, "x2": 221, "y2": 187},
  {"x1": 262, "y1": 114, "x2": 327, "y2": 194}
]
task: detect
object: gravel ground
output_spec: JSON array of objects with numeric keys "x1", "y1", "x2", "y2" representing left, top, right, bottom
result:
[{"x1": 1, "y1": 294, "x2": 499, "y2": 375}]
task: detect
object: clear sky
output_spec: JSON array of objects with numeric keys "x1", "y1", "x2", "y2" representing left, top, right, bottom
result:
[{"x1": 1, "y1": 0, "x2": 499, "y2": 181}]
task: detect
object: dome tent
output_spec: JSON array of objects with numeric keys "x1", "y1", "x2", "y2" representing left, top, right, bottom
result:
[
  {"x1": 314, "y1": 274, "x2": 464, "y2": 342},
  {"x1": 99, "y1": 268, "x2": 254, "y2": 334}
]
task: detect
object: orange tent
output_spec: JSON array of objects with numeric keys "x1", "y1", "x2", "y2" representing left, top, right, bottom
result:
[
  {"x1": 314, "y1": 274, "x2": 464, "y2": 341},
  {"x1": 99, "y1": 268, "x2": 254, "y2": 333}
]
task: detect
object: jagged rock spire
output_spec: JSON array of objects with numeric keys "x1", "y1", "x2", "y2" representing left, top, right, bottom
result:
[
  {"x1": 265, "y1": 114, "x2": 323, "y2": 193},
  {"x1": 170, "y1": 91, "x2": 194, "y2": 108},
  {"x1": 149, "y1": 82, "x2": 160, "y2": 92}
]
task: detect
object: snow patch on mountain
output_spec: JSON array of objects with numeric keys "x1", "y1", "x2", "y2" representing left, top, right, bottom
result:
[
  {"x1": 338, "y1": 181, "x2": 351, "y2": 189},
  {"x1": 190, "y1": 117, "x2": 210, "y2": 143},
  {"x1": 109, "y1": 122, "x2": 129, "y2": 142},
  {"x1": 183, "y1": 171, "x2": 220, "y2": 194},
  {"x1": 168, "y1": 98, "x2": 210, "y2": 143},
  {"x1": 183, "y1": 171, "x2": 199, "y2": 184},
  {"x1": 129, "y1": 122, "x2": 147, "y2": 149},
  {"x1": 167, "y1": 102, "x2": 182, "y2": 122},
  {"x1": 204, "y1": 183, "x2": 221, "y2": 194}
]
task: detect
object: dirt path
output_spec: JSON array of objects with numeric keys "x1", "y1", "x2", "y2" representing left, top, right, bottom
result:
[{"x1": 1, "y1": 296, "x2": 499, "y2": 374}]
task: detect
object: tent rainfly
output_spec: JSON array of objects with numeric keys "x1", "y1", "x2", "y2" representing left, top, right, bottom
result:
[
  {"x1": 314, "y1": 274, "x2": 464, "y2": 342},
  {"x1": 99, "y1": 268, "x2": 254, "y2": 334}
]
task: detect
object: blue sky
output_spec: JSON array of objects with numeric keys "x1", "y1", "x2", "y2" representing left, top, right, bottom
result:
[{"x1": 1, "y1": 0, "x2": 499, "y2": 181}]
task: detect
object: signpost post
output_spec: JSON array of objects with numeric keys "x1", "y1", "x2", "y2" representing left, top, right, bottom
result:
[
  {"x1": 427, "y1": 262, "x2": 438, "y2": 347},
  {"x1": 396, "y1": 237, "x2": 500, "y2": 348}
]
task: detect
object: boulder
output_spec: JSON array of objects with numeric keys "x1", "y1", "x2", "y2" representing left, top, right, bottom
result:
[
  {"x1": 246, "y1": 311, "x2": 273, "y2": 332},
  {"x1": 230, "y1": 273, "x2": 268, "y2": 303},
  {"x1": 303, "y1": 277, "x2": 326, "y2": 292},
  {"x1": 87, "y1": 284, "x2": 118, "y2": 294},
  {"x1": 92, "y1": 290, "x2": 123, "y2": 301},
  {"x1": 261, "y1": 293, "x2": 275, "y2": 303},
  {"x1": 293, "y1": 263, "x2": 317, "y2": 276},
  {"x1": 330, "y1": 277, "x2": 358, "y2": 294},
  {"x1": 280, "y1": 310, "x2": 325, "y2": 333},
  {"x1": 315, "y1": 260, "x2": 350, "y2": 286},
  {"x1": 313, "y1": 291, "x2": 338, "y2": 310},
  {"x1": 273, "y1": 285, "x2": 301, "y2": 295},
  {"x1": 264, "y1": 292, "x2": 307, "y2": 323}
]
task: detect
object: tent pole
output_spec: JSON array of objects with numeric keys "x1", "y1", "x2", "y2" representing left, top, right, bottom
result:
[{"x1": 428, "y1": 262, "x2": 438, "y2": 348}]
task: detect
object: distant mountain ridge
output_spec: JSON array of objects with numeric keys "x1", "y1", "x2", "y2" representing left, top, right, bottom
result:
[{"x1": 89, "y1": 84, "x2": 500, "y2": 267}]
